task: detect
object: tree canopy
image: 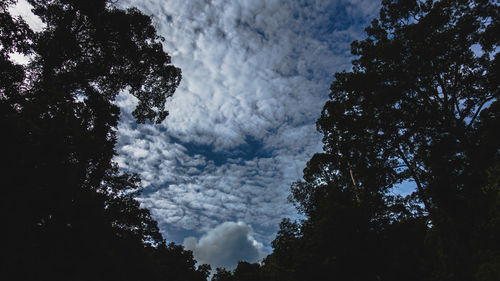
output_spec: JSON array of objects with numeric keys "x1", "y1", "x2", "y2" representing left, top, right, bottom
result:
[
  {"x1": 216, "y1": 0, "x2": 499, "y2": 280},
  {"x1": 3, "y1": 0, "x2": 499, "y2": 280},
  {"x1": 1, "y1": 0, "x2": 208, "y2": 280}
]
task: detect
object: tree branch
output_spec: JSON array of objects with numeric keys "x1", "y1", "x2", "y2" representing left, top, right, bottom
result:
[
  {"x1": 347, "y1": 162, "x2": 361, "y2": 205},
  {"x1": 464, "y1": 96, "x2": 495, "y2": 131},
  {"x1": 396, "y1": 147, "x2": 431, "y2": 213}
]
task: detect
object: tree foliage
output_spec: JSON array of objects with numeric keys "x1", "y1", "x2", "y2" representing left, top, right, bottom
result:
[
  {"x1": 228, "y1": 1, "x2": 499, "y2": 280},
  {"x1": 212, "y1": 262, "x2": 264, "y2": 281},
  {"x1": 1, "y1": 0, "x2": 207, "y2": 280}
]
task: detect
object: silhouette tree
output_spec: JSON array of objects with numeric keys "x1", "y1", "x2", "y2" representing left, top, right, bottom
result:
[
  {"x1": 1, "y1": 0, "x2": 208, "y2": 280},
  {"x1": 262, "y1": 0, "x2": 499, "y2": 280},
  {"x1": 212, "y1": 262, "x2": 265, "y2": 281},
  {"x1": 212, "y1": 267, "x2": 234, "y2": 281},
  {"x1": 232, "y1": 261, "x2": 264, "y2": 281}
]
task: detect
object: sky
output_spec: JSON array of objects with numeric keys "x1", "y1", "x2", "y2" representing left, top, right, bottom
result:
[
  {"x1": 114, "y1": 0, "x2": 384, "y2": 270},
  {"x1": 10, "y1": 0, "x2": 382, "y2": 271}
]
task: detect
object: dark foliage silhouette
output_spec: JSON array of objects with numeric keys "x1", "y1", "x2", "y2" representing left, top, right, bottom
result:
[
  {"x1": 215, "y1": 0, "x2": 499, "y2": 280},
  {"x1": 273, "y1": 0, "x2": 499, "y2": 280},
  {"x1": 1, "y1": 0, "x2": 208, "y2": 280},
  {"x1": 212, "y1": 262, "x2": 263, "y2": 281},
  {"x1": 212, "y1": 268, "x2": 234, "y2": 281}
]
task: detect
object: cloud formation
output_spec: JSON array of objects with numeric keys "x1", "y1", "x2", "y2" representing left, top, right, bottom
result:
[
  {"x1": 8, "y1": 0, "x2": 44, "y2": 31},
  {"x1": 114, "y1": 0, "x2": 380, "y2": 261},
  {"x1": 8, "y1": 0, "x2": 380, "y2": 270},
  {"x1": 183, "y1": 221, "x2": 266, "y2": 270}
]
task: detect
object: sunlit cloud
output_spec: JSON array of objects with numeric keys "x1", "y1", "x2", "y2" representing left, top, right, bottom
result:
[
  {"x1": 115, "y1": 0, "x2": 380, "y2": 265},
  {"x1": 183, "y1": 221, "x2": 266, "y2": 270}
]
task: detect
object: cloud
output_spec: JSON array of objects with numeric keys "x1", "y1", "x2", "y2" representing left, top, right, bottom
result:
[
  {"x1": 8, "y1": 0, "x2": 381, "y2": 268},
  {"x1": 183, "y1": 221, "x2": 266, "y2": 270},
  {"x1": 6, "y1": 0, "x2": 45, "y2": 65},
  {"x1": 119, "y1": 0, "x2": 378, "y2": 150},
  {"x1": 7, "y1": 0, "x2": 44, "y2": 32},
  {"x1": 114, "y1": 0, "x2": 380, "y2": 256}
]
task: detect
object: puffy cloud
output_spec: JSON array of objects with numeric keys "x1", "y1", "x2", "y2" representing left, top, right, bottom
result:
[
  {"x1": 183, "y1": 221, "x2": 266, "y2": 270},
  {"x1": 114, "y1": 0, "x2": 380, "y2": 258},
  {"x1": 118, "y1": 0, "x2": 378, "y2": 150},
  {"x1": 7, "y1": 0, "x2": 44, "y2": 32},
  {"x1": 6, "y1": 0, "x2": 45, "y2": 65},
  {"x1": 8, "y1": 0, "x2": 381, "y2": 268}
]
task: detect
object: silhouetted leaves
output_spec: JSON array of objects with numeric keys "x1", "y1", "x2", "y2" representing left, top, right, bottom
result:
[
  {"x1": 1, "y1": 0, "x2": 205, "y2": 280},
  {"x1": 212, "y1": 262, "x2": 264, "y2": 281},
  {"x1": 250, "y1": 1, "x2": 499, "y2": 281}
]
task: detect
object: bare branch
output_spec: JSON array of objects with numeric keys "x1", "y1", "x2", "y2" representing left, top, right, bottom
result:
[
  {"x1": 396, "y1": 147, "x2": 431, "y2": 213},
  {"x1": 464, "y1": 96, "x2": 495, "y2": 131},
  {"x1": 347, "y1": 162, "x2": 361, "y2": 205}
]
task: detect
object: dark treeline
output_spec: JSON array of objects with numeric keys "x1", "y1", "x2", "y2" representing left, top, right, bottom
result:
[
  {"x1": 1, "y1": 0, "x2": 210, "y2": 280},
  {"x1": 2, "y1": 0, "x2": 499, "y2": 281},
  {"x1": 214, "y1": 0, "x2": 499, "y2": 281}
]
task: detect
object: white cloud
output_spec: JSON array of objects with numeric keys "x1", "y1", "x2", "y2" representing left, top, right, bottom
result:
[
  {"x1": 6, "y1": 0, "x2": 45, "y2": 65},
  {"x1": 183, "y1": 221, "x2": 266, "y2": 270},
  {"x1": 7, "y1": 0, "x2": 380, "y2": 268},
  {"x1": 114, "y1": 0, "x2": 380, "y2": 260},
  {"x1": 119, "y1": 0, "x2": 376, "y2": 150},
  {"x1": 7, "y1": 0, "x2": 44, "y2": 32}
]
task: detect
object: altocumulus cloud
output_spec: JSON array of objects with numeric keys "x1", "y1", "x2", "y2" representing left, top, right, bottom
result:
[
  {"x1": 183, "y1": 221, "x2": 266, "y2": 270},
  {"x1": 9, "y1": 0, "x2": 380, "y2": 269},
  {"x1": 114, "y1": 0, "x2": 380, "y2": 259}
]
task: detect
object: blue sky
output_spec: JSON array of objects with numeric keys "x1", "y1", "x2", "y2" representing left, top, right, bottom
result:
[
  {"x1": 9, "y1": 0, "x2": 383, "y2": 271},
  {"x1": 112, "y1": 0, "x2": 382, "y2": 270}
]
